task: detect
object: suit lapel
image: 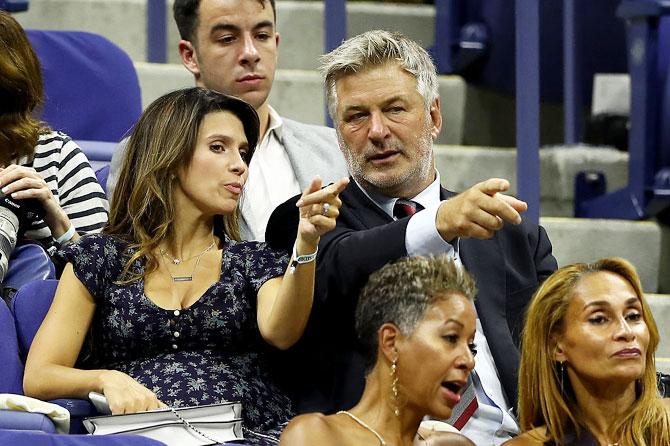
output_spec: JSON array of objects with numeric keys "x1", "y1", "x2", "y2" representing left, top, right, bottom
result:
[
  {"x1": 344, "y1": 180, "x2": 394, "y2": 227},
  {"x1": 460, "y1": 235, "x2": 519, "y2": 409}
]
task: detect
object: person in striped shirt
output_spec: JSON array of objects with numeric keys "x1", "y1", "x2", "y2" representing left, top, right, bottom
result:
[{"x1": 0, "y1": 11, "x2": 108, "y2": 250}]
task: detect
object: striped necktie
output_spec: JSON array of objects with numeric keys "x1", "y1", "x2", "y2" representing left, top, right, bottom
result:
[
  {"x1": 446, "y1": 376, "x2": 479, "y2": 430},
  {"x1": 393, "y1": 199, "x2": 422, "y2": 219}
]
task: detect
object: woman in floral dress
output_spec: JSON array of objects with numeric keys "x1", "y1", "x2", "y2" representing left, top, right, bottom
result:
[{"x1": 23, "y1": 88, "x2": 348, "y2": 444}]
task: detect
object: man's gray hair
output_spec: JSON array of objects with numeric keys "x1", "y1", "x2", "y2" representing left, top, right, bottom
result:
[
  {"x1": 319, "y1": 30, "x2": 439, "y2": 120},
  {"x1": 355, "y1": 255, "x2": 477, "y2": 373}
]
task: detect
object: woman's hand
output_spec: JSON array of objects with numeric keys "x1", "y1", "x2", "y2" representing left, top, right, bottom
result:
[
  {"x1": 295, "y1": 176, "x2": 349, "y2": 249},
  {"x1": 0, "y1": 164, "x2": 72, "y2": 238},
  {"x1": 98, "y1": 370, "x2": 166, "y2": 415}
]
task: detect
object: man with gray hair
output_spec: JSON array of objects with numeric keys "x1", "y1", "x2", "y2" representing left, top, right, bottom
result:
[{"x1": 267, "y1": 30, "x2": 556, "y2": 445}]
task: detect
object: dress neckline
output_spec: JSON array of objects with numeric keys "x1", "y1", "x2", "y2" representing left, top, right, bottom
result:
[{"x1": 140, "y1": 238, "x2": 233, "y2": 311}]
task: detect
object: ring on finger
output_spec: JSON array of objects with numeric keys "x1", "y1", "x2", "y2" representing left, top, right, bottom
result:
[{"x1": 322, "y1": 202, "x2": 330, "y2": 217}]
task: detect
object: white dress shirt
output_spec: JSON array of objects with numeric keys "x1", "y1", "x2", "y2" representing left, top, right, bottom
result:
[
  {"x1": 240, "y1": 106, "x2": 301, "y2": 241},
  {"x1": 356, "y1": 173, "x2": 519, "y2": 445}
]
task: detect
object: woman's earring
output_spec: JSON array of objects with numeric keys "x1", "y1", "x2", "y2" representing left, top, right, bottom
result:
[
  {"x1": 559, "y1": 361, "x2": 566, "y2": 396},
  {"x1": 390, "y1": 356, "x2": 400, "y2": 417}
]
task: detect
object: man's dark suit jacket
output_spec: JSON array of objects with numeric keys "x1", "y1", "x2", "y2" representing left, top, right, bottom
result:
[{"x1": 266, "y1": 179, "x2": 557, "y2": 415}]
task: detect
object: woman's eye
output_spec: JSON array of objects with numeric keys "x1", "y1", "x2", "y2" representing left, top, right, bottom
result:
[
  {"x1": 443, "y1": 334, "x2": 458, "y2": 344},
  {"x1": 626, "y1": 312, "x2": 642, "y2": 322},
  {"x1": 588, "y1": 315, "x2": 607, "y2": 325},
  {"x1": 468, "y1": 343, "x2": 478, "y2": 357},
  {"x1": 210, "y1": 144, "x2": 224, "y2": 153}
]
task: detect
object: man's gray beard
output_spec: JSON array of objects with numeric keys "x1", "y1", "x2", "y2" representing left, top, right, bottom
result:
[{"x1": 337, "y1": 124, "x2": 434, "y2": 196}]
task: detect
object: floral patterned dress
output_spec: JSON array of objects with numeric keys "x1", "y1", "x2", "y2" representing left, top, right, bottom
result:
[{"x1": 62, "y1": 233, "x2": 293, "y2": 444}]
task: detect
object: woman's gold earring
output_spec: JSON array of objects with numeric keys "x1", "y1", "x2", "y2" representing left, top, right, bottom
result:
[{"x1": 390, "y1": 356, "x2": 400, "y2": 417}]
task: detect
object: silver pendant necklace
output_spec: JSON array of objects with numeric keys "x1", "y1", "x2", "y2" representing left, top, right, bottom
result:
[{"x1": 160, "y1": 241, "x2": 215, "y2": 282}]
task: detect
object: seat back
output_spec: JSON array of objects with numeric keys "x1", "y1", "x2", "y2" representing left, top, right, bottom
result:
[
  {"x1": 94, "y1": 165, "x2": 110, "y2": 195},
  {"x1": 12, "y1": 280, "x2": 59, "y2": 359},
  {"x1": 26, "y1": 30, "x2": 141, "y2": 142},
  {"x1": 0, "y1": 301, "x2": 23, "y2": 394},
  {"x1": 2, "y1": 245, "x2": 56, "y2": 307},
  {"x1": 659, "y1": 16, "x2": 670, "y2": 168},
  {"x1": 0, "y1": 430, "x2": 167, "y2": 445},
  {"x1": 0, "y1": 0, "x2": 28, "y2": 12}
]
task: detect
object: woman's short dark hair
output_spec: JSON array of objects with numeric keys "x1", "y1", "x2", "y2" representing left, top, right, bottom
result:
[{"x1": 355, "y1": 255, "x2": 477, "y2": 372}]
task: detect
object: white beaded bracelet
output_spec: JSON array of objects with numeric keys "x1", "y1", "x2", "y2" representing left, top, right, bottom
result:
[
  {"x1": 289, "y1": 241, "x2": 318, "y2": 274},
  {"x1": 55, "y1": 224, "x2": 76, "y2": 245}
]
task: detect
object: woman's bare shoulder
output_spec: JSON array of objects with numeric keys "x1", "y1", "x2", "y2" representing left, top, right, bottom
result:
[
  {"x1": 280, "y1": 413, "x2": 340, "y2": 446},
  {"x1": 502, "y1": 427, "x2": 549, "y2": 446},
  {"x1": 421, "y1": 431, "x2": 475, "y2": 446},
  {"x1": 663, "y1": 398, "x2": 670, "y2": 411}
]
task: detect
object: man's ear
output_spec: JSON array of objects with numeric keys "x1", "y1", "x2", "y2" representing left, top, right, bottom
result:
[
  {"x1": 179, "y1": 40, "x2": 201, "y2": 78},
  {"x1": 379, "y1": 322, "x2": 402, "y2": 363},
  {"x1": 429, "y1": 97, "x2": 442, "y2": 141}
]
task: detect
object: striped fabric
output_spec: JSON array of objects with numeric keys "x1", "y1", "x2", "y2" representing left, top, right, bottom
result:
[{"x1": 15, "y1": 131, "x2": 109, "y2": 245}]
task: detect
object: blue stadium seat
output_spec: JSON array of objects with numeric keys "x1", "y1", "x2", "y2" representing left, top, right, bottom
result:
[
  {"x1": 2, "y1": 244, "x2": 56, "y2": 308},
  {"x1": 26, "y1": 30, "x2": 141, "y2": 143},
  {"x1": 0, "y1": 298, "x2": 24, "y2": 395},
  {"x1": 0, "y1": 430, "x2": 167, "y2": 445},
  {"x1": 75, "y1": 140, "x2": 117, "y2": 172},
  {"x1": 11, "y1": 279, "x2": 98, "y2": 433},
  {"x1": 95, "y1": 165, "x2": 111, "y2": 195},
  {"x1": 436, "y1": 0, "x2": 628, "y2": 104},
  {"x1": 0, "y1": 0, "x2": 29, "y2": 12},
  {"x1": 0, "y1": 295, "x2": 57, "y2": 433},
  {"x1": 575, "y1": 1, "x2": 670, "y2": 221}
]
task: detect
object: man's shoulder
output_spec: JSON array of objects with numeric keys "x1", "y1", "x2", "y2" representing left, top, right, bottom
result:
[{"x1": 281, "y1": 117, "x2": 337, "y2": 140}]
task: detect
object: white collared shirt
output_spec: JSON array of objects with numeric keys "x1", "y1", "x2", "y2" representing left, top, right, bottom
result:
[
  {"x1": 240, "y1": 106, "x2": 301, "y2": 241},
  {"x1": 356, "y1": 174, "x2": 520, "y2": 444}
]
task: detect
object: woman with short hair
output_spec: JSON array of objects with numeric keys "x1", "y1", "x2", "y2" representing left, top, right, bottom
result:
[{"x1": 281, "y1": 255, "x2": 477, "y2": 446}]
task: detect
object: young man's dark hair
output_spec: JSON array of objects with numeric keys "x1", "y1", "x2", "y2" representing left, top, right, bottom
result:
[{"x1": 173, "y1": 0, "x2": 277, "y2": 43}]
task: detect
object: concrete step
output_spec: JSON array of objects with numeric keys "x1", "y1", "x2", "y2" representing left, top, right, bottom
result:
[
  {"x1": 15, "y1": 1, "x2": 434, "y2": 69},
  {"x1": 134, "y1": 62, "x2": 467, "y2": 145},
  {"x1": 434, "y1": 144, "x2": 629, "y2": 217},
  {"x1": 648, "y1": 294, "x2": 670, "y2": 370},
  {"x1": 540, "y1": 217, "x2": 662, "y2": 293}
]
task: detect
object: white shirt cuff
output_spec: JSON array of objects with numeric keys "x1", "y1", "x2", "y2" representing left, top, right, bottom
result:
[{"x1": 405, "y1": 202, "x2": 457, "y2": 258}]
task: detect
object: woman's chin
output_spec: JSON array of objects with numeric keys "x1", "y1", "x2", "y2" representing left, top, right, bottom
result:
[{"x1": 426, "y1": 404, "x2": 453, "y2": 422}]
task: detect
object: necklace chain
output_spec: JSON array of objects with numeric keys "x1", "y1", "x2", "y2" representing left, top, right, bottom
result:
[
  {"x1": 160, "y1": 241, "x2": 215, "y2": 282},
  {"x1": 337, "y1": 411, "x2": 387, "y2": 445},
  {"x1": 160, "y1": 241, "x2": 215, "y2": 265}
]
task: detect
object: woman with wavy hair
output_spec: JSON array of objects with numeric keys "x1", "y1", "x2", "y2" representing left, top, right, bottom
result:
[
  {"x1": 24, "y1": 87, "x2": 349, "y2": 444},
  {"x1": 0, "y1": 11, "x2": 107, "y2": 250},
  {"x1": 505, "y1": 258, "x2": 670, "y2": 446}
]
